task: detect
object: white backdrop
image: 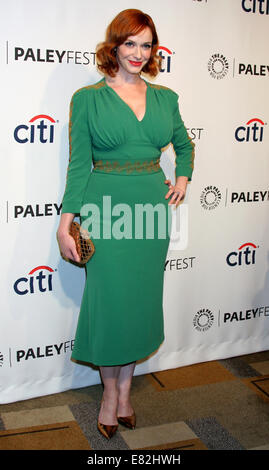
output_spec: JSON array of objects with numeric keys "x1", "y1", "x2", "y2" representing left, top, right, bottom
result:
[{"x1": 1, "y1": 0, "x2": 269, "y2": 403}]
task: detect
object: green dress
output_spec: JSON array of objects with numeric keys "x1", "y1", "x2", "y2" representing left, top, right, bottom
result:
[{"x1": 61, "y1": 77, "x2": 193, "y2": 366}]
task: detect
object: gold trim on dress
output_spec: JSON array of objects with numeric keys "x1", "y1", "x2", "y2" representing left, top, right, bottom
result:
[{"x1": 93, "y1": 158, "x2": 161, "y2": 174}]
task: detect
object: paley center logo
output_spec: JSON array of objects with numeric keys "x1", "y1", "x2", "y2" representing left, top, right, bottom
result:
[
  {"x1": 235, "y1": 118, "x2": 266, "y2": 142},
  {"x1": 208, "y1": 53, "x2": 229, "y2": 79},
  {"x1": 14, "y1": 265, "x2": 55, "y2": 295},
  {"x1": 14, "y1": 114, "x2": 57, "y2": 143},
  {"x1": 193, "y1": 308, "x2": 214, "y2": 332},
  {"x1": 193, "y1": 304, "x2": 269, "y2": 330},
  {"x1": 226, "y1": 242, "x2": 259, "y2": 267},
  {"x1": 200, "y1": 185, "x2": 222, "y2": 210},
  {"x1": 208, "y1": 53, "x2": 269, "y2": 79}
]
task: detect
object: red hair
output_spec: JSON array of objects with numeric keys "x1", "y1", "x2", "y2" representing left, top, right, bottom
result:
[{"x1": 96, "y1": 9, "x2": 161, "y2": 78}]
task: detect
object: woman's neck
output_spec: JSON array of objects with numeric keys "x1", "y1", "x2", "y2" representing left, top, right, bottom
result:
[{"x1": 105, "y1": 69, "x2": 143, "y2": 87}]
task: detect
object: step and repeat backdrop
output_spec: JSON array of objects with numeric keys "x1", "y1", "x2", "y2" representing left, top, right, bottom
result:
[{"x1": 1, "y1": 0, "x2": 268, "y2": 403}]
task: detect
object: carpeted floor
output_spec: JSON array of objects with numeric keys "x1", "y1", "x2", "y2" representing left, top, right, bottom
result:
[{"x1": 0, "y1": 351, "x2": 268, "y2": 451}]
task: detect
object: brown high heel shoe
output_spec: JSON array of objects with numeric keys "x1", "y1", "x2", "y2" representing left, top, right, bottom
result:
[
  {"x1": 97, "y1": 421, "x2": 118, "y2": 439},
  {"x1": 97, "y1": 397, "x2": 118, "y2": 439},
  {"x1": 117, "y1": 412, "x2": 136, "y2": 429}
]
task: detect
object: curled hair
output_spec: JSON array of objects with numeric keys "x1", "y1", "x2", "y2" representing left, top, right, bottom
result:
[{"x1": 96, "y1": 9, "x2": 161, "y2": 77}]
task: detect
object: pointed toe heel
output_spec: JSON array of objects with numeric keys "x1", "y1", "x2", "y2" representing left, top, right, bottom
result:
[
  {"x1": 117, "y1": 412, "x2": 136, "y2": 429},
  {"x1": 97, "y1": 421, "x2": 118, "y2": 440}
]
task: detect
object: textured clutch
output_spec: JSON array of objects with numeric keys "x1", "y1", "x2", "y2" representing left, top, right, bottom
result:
[{"x1": 69, "y1": 221, "x2": 95, "y2": 264}]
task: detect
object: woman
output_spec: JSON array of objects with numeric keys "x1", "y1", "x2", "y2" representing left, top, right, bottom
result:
[{"x1": 57, "y1": 9, "x2": 193, "y2": 440}]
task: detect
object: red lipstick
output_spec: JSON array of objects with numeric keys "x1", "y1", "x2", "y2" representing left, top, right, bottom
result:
[{"x1": 128, "y1": 60, "x2": 143, "y2": 67}]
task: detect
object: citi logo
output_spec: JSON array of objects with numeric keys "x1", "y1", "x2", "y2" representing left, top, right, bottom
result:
[
  {"x1": 242, "y1": 0, "x2": 269, "y2": 14},
  {"x1": 235, "y1": 118, "x2": 266, "y2": 142},
  {"x1": 158, "y1": 46, "x2": 173, "y2": 73},
  {"x1": 14, "y1": 114, "x2": 57, "y2": 143},
  {"x1": 14, "y1": 265, "x2": 55, "y2": 295},
  {"x1": 226, "y1": 242, "x2": 259, "y2": 267}
]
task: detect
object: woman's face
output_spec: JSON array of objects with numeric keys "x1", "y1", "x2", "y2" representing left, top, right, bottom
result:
[{"x1": 116, "y1": 26, "x2": 153, "y2": 76}]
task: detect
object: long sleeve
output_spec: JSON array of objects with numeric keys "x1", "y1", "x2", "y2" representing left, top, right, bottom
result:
[
  {"x1": 61, "y1": 89, "x2": 92, "y2": 214},
  {"x1": 170, "y1": 92, "x2": 194, "y2": 181}
]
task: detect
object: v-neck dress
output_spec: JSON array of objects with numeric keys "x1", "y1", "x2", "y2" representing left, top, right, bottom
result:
[{"x1": 61, "y1": 77, "x2": 193, "y2": 366}]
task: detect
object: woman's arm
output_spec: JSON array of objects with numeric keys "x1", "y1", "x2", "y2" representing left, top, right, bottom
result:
[
  {"x1": 61, "y1": 88, "x2": 93, "y2": 214},
  {"x1": 165, "y1": 92, "x2": 194, "y2": 207},
  {"x1": 57, "y1": 87, "x2": 93, "y2": 262}
]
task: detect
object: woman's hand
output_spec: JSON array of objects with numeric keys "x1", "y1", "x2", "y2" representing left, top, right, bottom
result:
[
  {"x1": 164, "y1": 176, "x2": 188, "y2": 208},
  {"x1": 56, "y1": 213, "x2": 81, "y2": 263}
]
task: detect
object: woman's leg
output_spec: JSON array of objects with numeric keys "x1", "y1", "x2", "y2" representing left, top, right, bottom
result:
[
  {"x1": 98, "y1": 365, "x2": 120, "y2": 425},
  {"x1": 98, "y1": 361, "x2": 136, "y2": 424},
  {"x1": 117, "y1": 361, "x2": 136, "y2": 417}
]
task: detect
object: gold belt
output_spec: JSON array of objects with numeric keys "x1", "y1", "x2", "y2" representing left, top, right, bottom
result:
[{"x1": 93, "y1": 158, "x2": 161, "y2": 175}]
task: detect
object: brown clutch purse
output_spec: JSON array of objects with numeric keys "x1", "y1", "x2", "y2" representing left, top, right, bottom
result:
[{"x1": 69, "y1": 221, "x2": 95, "y2": 264}]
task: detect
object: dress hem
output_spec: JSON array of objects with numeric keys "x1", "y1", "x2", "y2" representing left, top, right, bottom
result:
[{"x1": 70, "y1": 335, "x2": 165, "y2": 367}]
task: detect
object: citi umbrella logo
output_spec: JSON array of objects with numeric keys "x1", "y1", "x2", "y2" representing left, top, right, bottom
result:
[
  {"x1": 226, "y1": 242, "x2": 259, "y2": 267},
  {"x1": 14, "y1": 265, "x2": 55, "y2": 295},
  {"x1": 242, "y1": 0, "x2": 269, "y2": 14},
  {"x1": 158, "y1": 46, "x2": 174, "y2": 73},
  {"x1": 235, "y1": 118, "x2": 266, "y2": 142},
  {"x1": 14, "y1": 114, "x2": 57, "y2": 143}
]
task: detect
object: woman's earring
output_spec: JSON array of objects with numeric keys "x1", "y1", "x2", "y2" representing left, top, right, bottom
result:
[{"x1": 113, "y1": 47, "x2": 117, "y2": 56}]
